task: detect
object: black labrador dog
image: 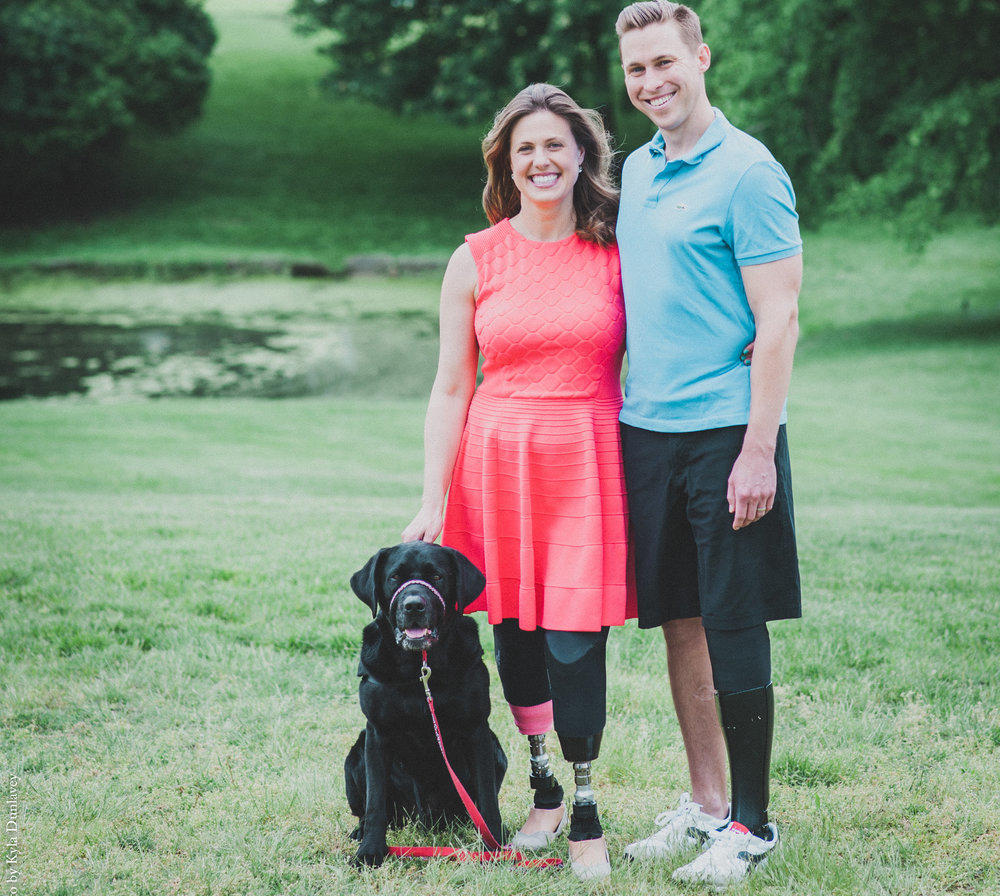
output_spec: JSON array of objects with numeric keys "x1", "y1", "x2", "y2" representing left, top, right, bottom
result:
[{"x1": 345, "y1": 541, "x2": 507, "y2": 867}]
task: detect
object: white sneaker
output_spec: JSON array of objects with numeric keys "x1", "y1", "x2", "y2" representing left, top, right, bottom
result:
[
  {"x1": 672, "y1": 821, "x2": 778, "y2": 889},
  {"x1": 624, "y1": 792, "x2": 729, "y2": 861}
]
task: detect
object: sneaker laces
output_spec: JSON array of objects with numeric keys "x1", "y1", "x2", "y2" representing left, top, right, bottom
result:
[
  {"x1": 652, "y1": 793, "x2": 702, "y2": 830},
  {"x1": 706, "y1": 823, "x2": 753, "y2": 847}
]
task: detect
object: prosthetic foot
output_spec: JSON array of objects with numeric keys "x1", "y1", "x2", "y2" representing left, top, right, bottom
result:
[
  {"x1": 560, "y1": 736, "x2": 610, "y2": 880},
  {"x1": 509, "y1": 734, "x2": 566, "y2": 850}
]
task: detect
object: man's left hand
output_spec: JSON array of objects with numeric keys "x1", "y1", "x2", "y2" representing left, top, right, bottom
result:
[{"x1": 727, "y1": 446, "x2": 776, "y2": 530}]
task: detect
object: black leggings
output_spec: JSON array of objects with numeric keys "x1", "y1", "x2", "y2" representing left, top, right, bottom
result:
[
  {"x1": 492, "y1": 620, "x2": 609, "y2": 738},
  {"x1": 704, "y1": 623, "x2": 771, "y2": 693}
]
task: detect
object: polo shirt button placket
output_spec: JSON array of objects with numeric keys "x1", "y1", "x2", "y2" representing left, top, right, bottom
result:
[{"x1": 648, "y1": 161, "x2": 682, "y2": 205}]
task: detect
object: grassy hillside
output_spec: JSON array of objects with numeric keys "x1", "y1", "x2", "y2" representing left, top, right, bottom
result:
[{"x1": 0, "y1": 0, "x2": 487, "y2": 268}]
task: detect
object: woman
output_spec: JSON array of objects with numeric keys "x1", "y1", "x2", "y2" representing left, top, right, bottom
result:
[{"x1": 402, "y1": 83, "x2": 633, "y2": 880}]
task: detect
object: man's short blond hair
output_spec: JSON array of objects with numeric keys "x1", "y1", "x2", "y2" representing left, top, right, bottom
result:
[{"x1": 615, "y1": 1, "x2": 704, "y2": 49}]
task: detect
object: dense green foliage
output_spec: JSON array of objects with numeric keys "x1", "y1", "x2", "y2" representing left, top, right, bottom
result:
[
  {"x1": 2, "y1": 0, "x2": 997, "y2": 264},
  {"x1": 0, "y1": 0, "x2": 216, "y2": 205},
  {"x1": 293, "y1": 0, "x2": 1000, "y2": 233},
  {"x1": 290, "y1": 0, "x2": 625, "y2": 127},
  {"x1": 702, "y1": 0, "x2": 1000, "y2": 237}
]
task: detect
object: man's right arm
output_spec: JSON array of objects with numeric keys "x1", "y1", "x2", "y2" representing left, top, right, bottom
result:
[{"x1": 727, "y1": 254, "x2": 801, "y2": 530}]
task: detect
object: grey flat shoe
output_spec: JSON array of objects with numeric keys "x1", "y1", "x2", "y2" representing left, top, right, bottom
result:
[{"x1": 509, "y1": 804, "x2": 567, "y2": 851}]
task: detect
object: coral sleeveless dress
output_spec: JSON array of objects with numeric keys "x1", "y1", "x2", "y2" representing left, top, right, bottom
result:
[{"x1": 443, "y1": 218, "x2": 636, "y2": 632}]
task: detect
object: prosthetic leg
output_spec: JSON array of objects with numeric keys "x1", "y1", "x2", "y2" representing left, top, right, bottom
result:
[
  {"x1": 493, "y1": 623, "x2": 610, "y2": 874},
  {"x1": 527, "y1": 733, "x2": 564, "y2": 810},
  {"x1": 545, "y1": 629, "x2": 609, "y2": 857},
  {"x1": 508, "y1": 733, "x2": 566, "y2": 850},
  {"x1": 557, "y1": 734, "x2": 603, "y2": 840},
  {"x1": 558, "y1": 734, "x2": 610, "y2": 879},
  {"x1": 716, "y1": 682, "x2": 774, "y2": 838},
  {"x1": 670, "y1": 684, "x2": 778, "y2": 888}
]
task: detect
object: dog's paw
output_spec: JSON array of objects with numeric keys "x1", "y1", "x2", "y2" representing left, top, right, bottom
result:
[
  {"x1": 348, "y1": 825, "x2": 362, "y2": 841},
  {"x1": 352, "y1": 840, "x2": 388, "y2": 869}
]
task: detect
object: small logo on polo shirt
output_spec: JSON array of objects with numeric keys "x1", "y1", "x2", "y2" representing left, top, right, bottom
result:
[{"x1": 675, "y1": 202, "x2": 689, "y2": 210}]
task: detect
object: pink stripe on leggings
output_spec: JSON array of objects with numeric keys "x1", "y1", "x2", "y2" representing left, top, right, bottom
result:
[{"x1": 508, "y1": 701, "x2": 553, "y2": 736}]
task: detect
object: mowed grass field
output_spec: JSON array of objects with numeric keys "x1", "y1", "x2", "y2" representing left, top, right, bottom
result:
[{"x1": 1, "y1": 334, "x2": 998, "y2": 896}]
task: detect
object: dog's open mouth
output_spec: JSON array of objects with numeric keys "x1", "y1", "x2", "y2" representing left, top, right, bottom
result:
[{"x1": 396, "y1": 627, "x2": 439, "y2": 650}]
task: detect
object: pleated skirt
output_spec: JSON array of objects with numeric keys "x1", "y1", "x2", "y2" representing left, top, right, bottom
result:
[{"x1": 443, "y1": 391, "x2": 636, "y2": 632}]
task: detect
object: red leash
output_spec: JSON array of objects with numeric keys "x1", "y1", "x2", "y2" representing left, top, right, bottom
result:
[{"x1": 385, "y1": 650, "x2": 563, "y2": 869}]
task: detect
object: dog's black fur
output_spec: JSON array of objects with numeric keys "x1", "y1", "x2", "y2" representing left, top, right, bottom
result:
[{"x1": 345, "y1": 541, "x2": 507, "y2": 867}]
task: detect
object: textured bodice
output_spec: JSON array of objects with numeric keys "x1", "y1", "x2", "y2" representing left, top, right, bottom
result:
[{"x1": 465, "y1": 218, "x2": 625, "y2": 399}]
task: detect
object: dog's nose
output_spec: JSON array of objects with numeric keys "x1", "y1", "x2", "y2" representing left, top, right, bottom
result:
[{"x1": 401, "y1": 594, "x2": 424, "y2": 615}]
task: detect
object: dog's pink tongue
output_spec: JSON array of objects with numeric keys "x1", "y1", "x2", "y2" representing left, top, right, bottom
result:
[{"x1": 405, "y1": 628, "x2": 428, "y2": 640}]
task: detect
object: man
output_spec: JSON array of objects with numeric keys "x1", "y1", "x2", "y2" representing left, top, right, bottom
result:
[{"x1": 614, "y1": 1, "x2": 803, "y2": 888}]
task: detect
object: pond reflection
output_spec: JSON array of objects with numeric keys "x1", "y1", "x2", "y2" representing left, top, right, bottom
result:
[
  {"x1": 1, "y1": 321, "x2": 285, "y2": 399},
  {"x1": 0, "y1": 317, "x2": 437, "y2": 400}
]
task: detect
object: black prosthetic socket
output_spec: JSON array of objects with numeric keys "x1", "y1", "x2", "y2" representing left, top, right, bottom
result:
[
  {"x1": 568, "y1": 801, "x2": 603, "y2": 842},
  {"x1": 493, "y1": 621, "x2": 550, "y2": 706},
  {"x1": 530, "y1": 773, "x2": 564, "y2": 810},
  {"x1": 716, "y1": 682, "x2": 774, "y2": 839},
  {"x1": 544, "y1": 628, "x2": 609, "y2": 737},
  {"x1": 556, "y1": 733, "x2": 602, "y2": 763}
]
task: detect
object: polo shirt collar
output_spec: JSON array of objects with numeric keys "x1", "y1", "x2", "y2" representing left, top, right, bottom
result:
[{"x1": 647, "y1": 108, "x2": 728, "y2": 166}]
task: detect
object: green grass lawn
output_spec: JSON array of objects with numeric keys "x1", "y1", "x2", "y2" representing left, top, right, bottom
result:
[{"x1": 2, "y1": 334, "x2": 998, "y2": 895}]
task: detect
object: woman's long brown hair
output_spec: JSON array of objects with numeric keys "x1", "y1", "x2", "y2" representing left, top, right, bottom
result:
[{"x1": 481, "y1": 84, "x2": 619, "y2": 247}]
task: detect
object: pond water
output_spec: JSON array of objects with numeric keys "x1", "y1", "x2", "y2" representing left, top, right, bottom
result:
[{"x1": 0, "y1": 317, "x2": 438, "y2": 400}]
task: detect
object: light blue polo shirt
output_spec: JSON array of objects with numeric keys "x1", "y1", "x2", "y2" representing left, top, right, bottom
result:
[{"x1": 616, "y1": 109, "x2": 802, "y2": 433}]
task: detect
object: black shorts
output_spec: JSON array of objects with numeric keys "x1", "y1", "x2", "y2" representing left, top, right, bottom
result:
[{"x1": 620, "y1": 422, "x2": 802, "y2": 631}]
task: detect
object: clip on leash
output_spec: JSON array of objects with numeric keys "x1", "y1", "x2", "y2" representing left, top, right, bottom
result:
[{"x1": 386, "y1": 651, "x2": 563, "y2": 869}]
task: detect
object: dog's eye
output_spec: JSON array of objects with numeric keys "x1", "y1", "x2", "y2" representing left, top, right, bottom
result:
[
  {"x1": 388, "y1": 574, "x2": 399, "y2": 582},
  {"x1": 432, "y1": 574, "x2": 443, "y2": 582}
]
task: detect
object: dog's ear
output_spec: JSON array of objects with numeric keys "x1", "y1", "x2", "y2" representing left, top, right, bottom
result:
[
  {"x1": 445, "y1": 547, "x2": 486, "y2": 611},
  {"x1": 350, "y1": 548, "x2": 390, "y2": 618}
]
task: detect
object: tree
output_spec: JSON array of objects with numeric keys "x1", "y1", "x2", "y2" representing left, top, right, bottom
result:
[
  {"x1": 0, "y1": 0, "x2": 216, "y2": 207},
  {"x1": 294, "y1": 0, "x2": 1000, "y2": 237},
  {"x1": 290, "y1": 0, "x2": 628, "y2": 131},
  {"x1": 700, "y1": 0, "x2": 1000, "y2": 235}
]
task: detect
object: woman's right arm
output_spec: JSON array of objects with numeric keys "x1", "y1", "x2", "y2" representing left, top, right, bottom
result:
[{"x1": 401, "y1": 243, "x2": 480, "y2": 543}]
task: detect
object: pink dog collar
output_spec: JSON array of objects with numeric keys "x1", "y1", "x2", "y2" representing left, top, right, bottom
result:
[{"x1": 389, "y1": 579, "x2": 447, "y2": 615}]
